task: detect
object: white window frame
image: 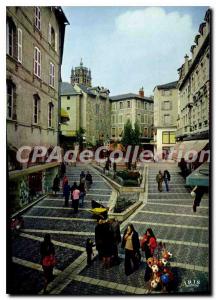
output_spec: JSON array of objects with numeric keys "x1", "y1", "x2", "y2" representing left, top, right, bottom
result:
[
  {"x1": 48, "y1": 102, "x2": 53, "y2": 128},
  {"x1": 35, "y1": 7, "x2": 41, "y2": 30},
  {"x1": 55, "y1": 32, "x2": 58, "y2": 52},
  {"x1": 33, "y1": 97, "x2": 39, "y2": 125},
  {"x1": 49, "y1": 62, "x2": 55, "y2": 87},
  {"x1": 34, "y1": 47, "x2": 41, "y2": 78},
  {"x1": 7, "y1": 83, "x2": 14, "y2": 119},
  {"x1": 17, "y1": 28, "x2": 22, "y2": 63}
]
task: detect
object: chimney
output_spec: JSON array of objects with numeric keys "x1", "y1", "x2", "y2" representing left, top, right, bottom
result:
[
  {"x1": 139, "y1": 87, "x2": 144, "y2": 98},
  {"x1": 184, "y1": 54, "x2": 189, "y2": 74}
]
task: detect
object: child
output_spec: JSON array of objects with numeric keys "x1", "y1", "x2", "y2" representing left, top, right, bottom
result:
[{"x1": 86, "y1": 238, "x2": 95, "y2": 267}]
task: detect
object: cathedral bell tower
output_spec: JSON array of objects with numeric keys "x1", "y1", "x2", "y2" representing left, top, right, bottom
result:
[{"x1": 70, "y1": 58, "x2": 92, "y2": 87}]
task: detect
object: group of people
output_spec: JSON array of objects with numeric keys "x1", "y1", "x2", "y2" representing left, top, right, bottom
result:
[
  {"x1": 39, "y1": 224, "x2": 158, "y2": 293},
  {"x1": 94, "y1": 218, "x2": 121, "y2": 268},
  {"x1": 122, "y1": 225, "x2": 157, "y2": 279},
  {"x1": 62, "y1": 171, "x2": 93, "y2": 213},
  {"x1": 156, "y1": 170, "x2": 171, "y2": 192}
]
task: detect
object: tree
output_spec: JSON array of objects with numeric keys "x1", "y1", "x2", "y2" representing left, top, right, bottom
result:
[
  {"x1": 75, "y1": 127, "x2": 86, "y2": 151},
  {"x1": 121, "y1": 120, "x2": 134, "y2": 147},
  {"x1": 134, "y1": 120, "x2": 141, "y2": 146},
  {"x1": 121, "y1": 120, "x2": 141, "y2": 170}
]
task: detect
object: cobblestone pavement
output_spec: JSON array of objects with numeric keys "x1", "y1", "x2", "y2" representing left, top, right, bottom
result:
[{"x1": 8, "y1": 162, "x2": 210, "y2": 295}]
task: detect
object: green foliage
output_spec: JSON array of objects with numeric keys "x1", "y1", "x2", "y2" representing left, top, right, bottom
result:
[
  {"x1": 123, "y1": 179, "x2": 139, "y2": 187},
  {"x1": 121, "y1": 119, "x2": 141, "y2": 147},
  {"x1": 75, "y1": 127, "x2": 86, "y2": 149}
]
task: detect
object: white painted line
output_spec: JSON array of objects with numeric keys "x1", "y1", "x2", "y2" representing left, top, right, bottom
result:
[
  {"x1": 34, "y1": 206, "x2": 90, "y2": 212},
  {"x1": 20, "y1": 233, "x2": 85, "y2": 252},
  {"x1": 171, "y1": 262, "x2": 208, "y2": 273},
  {"x1": 23, "y1": 215, "x2": 95, "y2": 222},
  {"x1": 86, "y1": 193, "x2": 110, "y2": 197},
  {"x1": 132, "y1": 221, "x2": 208, "y2": 230},
  {"x1": 146, "y1": 202, "x2": 208, "y2": 209},
  {"x1": 22, "y1": 229, "x2": 95, "y2": 236},
  {"x1": 72, "y1": 275, "x2": 148, "y2": 294},
  {"x1": 138, "y1": 210, "x2": 208, "y2": 219},
  {"x1": 12, "y1": 257, "x2": 62, "y2": 275},
  {"x1": 154, "y1": 238, "x2": 208, "y2": 248}
]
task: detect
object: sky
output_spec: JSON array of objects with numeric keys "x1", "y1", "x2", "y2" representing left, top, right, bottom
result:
[{"x1": 61, "y1": 6, "x2": 209, "y2": 97}]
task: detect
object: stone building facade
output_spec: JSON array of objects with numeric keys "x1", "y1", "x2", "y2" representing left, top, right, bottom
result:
[
  {"x1": 110, "y1": 88, "x2": 154, "y2": 144},
  {"x1": 176, "y1": 9, "x2": 210, "y2": 143},
  {"x1": 61, "y1": 61, "x2": 110, "y2": 147},
  {"x1": 6, "y1": 6, "x2": 68, "y2": 213},
  {"x1": 153, "y1": 81, "x2": 178, "y2": 157}
]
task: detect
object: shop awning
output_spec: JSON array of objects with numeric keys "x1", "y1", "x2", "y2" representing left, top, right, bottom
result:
[
  {"x1": 60, "y1": 108, "x2": 70, "y2": 120},
  {"x1": 62, "y1": 130, "x2": 76, "y2": 137},
  {"x1": 192, "y1": 139, "x2": 209, "y2": 152},
  {"x1": 172, "y1": 139, "x2": 209, "y2": 160},
  {"x1": 186, "y1": 162, "x2": 209, "y2": 187}
]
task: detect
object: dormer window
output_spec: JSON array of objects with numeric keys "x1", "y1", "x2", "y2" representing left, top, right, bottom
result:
[{"x1": 48, "y1": 23, "x2": 58, "y2": 51}]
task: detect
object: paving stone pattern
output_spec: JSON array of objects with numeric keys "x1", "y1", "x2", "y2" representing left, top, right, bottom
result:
[{"x1": 8, "y1": 162, "x2": 210, "y2": 295}]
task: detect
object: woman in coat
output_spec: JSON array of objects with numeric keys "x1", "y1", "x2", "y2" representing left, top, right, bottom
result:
[
  {"x1": 141, "y1": 228, "x2": 157, "y2": 281},
  {"x1": 121, "y1": 223, "x2": 140, "y2": 276}
]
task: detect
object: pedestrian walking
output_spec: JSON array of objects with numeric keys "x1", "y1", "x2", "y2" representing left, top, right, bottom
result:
[
  {"x1": 80, "y1": 171, "x2": 86, "y2": 184},
  {"x1": 141, "y1": 228, "x2": 157, "y2": 282},
  {"x1": 52, "y1": 175, "x2": 60, "y2": 196},
  {"x1": 86, "y1": 238, "x2": 95, "y2": 267},
  {"x1": 72, "y1": 187, "x2": 80, "y2": 213},
  {"x1": 40, "y1": 234, "x2": 56, "y2": 294},
  {"x1": 62, "y1": 175, "x2": 68, "y2": 194},
  {"x1": 156, "y1": 170, "x2": 163, "y2": 192},
  {"x1": 121, "y1": 224, "x2": 140, "y2": 276},
  {"x1": 79, "y1": 182, "x2": 86, "y2": 207},
  {"x1": 95, "y1": 219, "x2": 105, "y2": 260},
  {"x1": 105, "y1": 159, "x2": 110, "y2": 175},
  {"x1": 109, "y1": 218, "x2": 121, "y2": 265},
  {"x1": 60, "y1": 162, "x2": 66, "y2": 178},
  {"x1": 163, "y1": 170, "x2": 171, "y2": 192},
  {"x1": 191, "y1": 186, "x2": 206, "y2": 212},
  {"x1": 85, "y1": 171, "x2": 93, "y2": 191},
  {"x1": 63, "y1": 180, "x2": 70, "y2": 207}
]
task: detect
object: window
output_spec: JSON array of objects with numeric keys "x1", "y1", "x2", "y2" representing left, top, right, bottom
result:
[
  {"x1": 7, "y1": 80, "x2": 16, "y2": 119},
  {"x1": 141, "y1": 115, "x2": 144, "y2": 123},
  {"x1": 144, "y1": 128, "x2": 148, "y2": 137},
  {"x1": 35, "y1": 7, "x2": 41, "y2": 30},
  {"x1": 164, "y1": 114, "x2": 171, "y2": 125},
  {"x1": 112, "y1": 128, "x2": 116, "y2": 137},
  {"x1": 17, "y1": 28, "x2": 22, "y2": 63},
  {"x1": 120, "y1": 102, "x2": 123, "y2": 109},
  {"x1": 33, "y1": 94, "x2": 40, "y2": 124},
  {"x1": 141, "y1": 102, "x2": 144, "y2": 109},
  {"x1": 112, "y1": 115, "x2": 115, "y2": 123},
  {"x1": 48, "y1": 102, "x2": 54, "y2": 128},
  {"x1": 6, "y1": 18, "x2": 16, "y2": 57},
  {"x1": 119, "y1": 115, "x2": 123, "y2": 123},
  {"x1": 144, "y1": 114, "x2": 147, "y2": 123},
  {"x1": 112, "y1": 103, "x2": 116, "y2": 111},
  {"x1": 49, "y1": 62, "x2": 55, "y2": 87},
  {"x1": 34, "y1": 47, "x2": 41, "y2": 78},
  {"x1": 118, "y1": 128, "x2": 123, "y2": 137},
  {"x1": 127, "y1": 101, "x2": 131, "y2": 108},
  {"x1": 163, "y1": 101, "x2": 171, "y2": 110},
  {"x1": 144, "y1": 102, "x2": 147, "y2": 110},
  {"x1": 67, "y1": 96, "x2": 70, "y2": 100},
  {"x1": 48, "y1": 23, "x2": 57, "y2": 50},
  {"x1": 162, "y1": 131, "x2": 176, "y2": 144}
]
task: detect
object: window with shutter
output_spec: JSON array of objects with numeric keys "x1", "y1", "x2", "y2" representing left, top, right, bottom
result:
[
  {"x1": 34, "y1": 47, "x2": 41, "y2": 78},
  {"x1": 17, "y1": 28, "x2": 22, "y2": 63}
]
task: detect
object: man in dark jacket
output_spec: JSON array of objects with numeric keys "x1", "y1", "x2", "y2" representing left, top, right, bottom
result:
[{"x1": 109, "y1": 218, "x2": 121, "y2": 264}]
